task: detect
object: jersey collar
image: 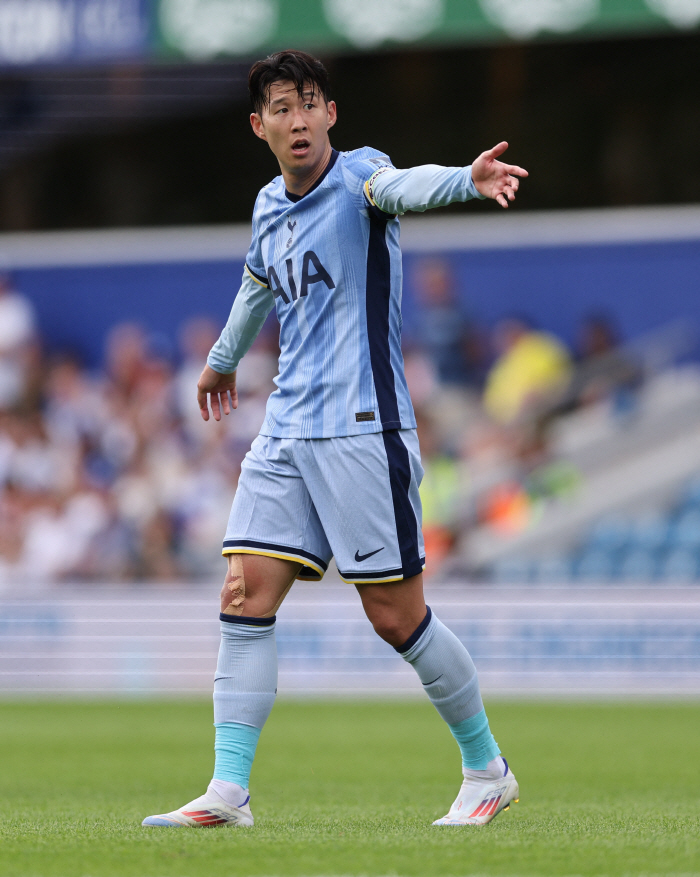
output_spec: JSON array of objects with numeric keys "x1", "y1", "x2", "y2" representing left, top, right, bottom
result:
[{"x1": 285, "y1": 149, "x2": 339, "y2": 203}]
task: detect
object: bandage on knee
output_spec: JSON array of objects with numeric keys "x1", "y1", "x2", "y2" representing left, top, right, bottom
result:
[{"x1": 222, "y1": 554, "x2": 245, "y2": 615}]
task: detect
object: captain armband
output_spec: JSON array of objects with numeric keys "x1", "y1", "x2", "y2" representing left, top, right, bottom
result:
[{"x1": 363, "y1": 166, "x2": 392, "y2": 209}]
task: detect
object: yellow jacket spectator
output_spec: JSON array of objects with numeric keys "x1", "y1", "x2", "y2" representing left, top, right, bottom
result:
[{"x1": 484, "y1": 318, "x2": 572, "y2": 424}]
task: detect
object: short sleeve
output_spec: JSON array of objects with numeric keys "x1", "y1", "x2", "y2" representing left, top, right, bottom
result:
[
  {"x1": 244, "y1": 192, "x2": 270, "y2": 288},
  {"x1": 339, "y1": 147, "x2": 397, "y2": 217}
]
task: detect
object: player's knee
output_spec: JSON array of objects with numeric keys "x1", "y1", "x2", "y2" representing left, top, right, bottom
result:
[
  {"x1": 370, "y1": 615, "x2": 406, "y2": 647},
  {"x1": 220, "y1": 555, "x2": 246, "y2": 616}
]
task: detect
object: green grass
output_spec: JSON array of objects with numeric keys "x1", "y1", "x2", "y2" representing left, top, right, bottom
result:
[{"x1": 0, "y1": 700, "x2": 698, "y2": 877}]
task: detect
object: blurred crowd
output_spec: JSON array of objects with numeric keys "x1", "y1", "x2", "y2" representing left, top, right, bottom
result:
[
  {"x1": 404, "y1": 258, "x2": 641, "y2": 575},
  {"x1": 0, "y1": 259, "x2": 642, "y2": 584},
  {"x1": 0, "y1": 274, "x2": 280, "y2": 584}
]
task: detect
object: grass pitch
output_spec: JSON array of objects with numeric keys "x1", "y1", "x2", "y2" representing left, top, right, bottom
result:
[{"x1": 0, "y1": 700, "x2": 698, "y2": 877}]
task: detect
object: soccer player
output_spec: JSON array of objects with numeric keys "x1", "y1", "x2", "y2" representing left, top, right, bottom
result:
[{"x1": 143, "y1": 50, "x2": 527, "y2": 829}]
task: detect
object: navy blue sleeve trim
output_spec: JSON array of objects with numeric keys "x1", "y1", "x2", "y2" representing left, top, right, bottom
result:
[
  {"x1": 219, "y1": 614, "x2": 277, "y2": 625},
  {"x1": 245, "y1": 263, "x2": 269, "y2": 286},
  {"x1": 394, "y1": 606, "x2": 432, "y2": 654}
]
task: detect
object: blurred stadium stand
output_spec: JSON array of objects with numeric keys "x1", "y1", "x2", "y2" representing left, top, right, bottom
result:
[
  {"x1": 1, "y1": 583, "x2": 699, "y2": 696},
  {"x1": 0, "y1": 1, "x2": 695, "y2": 66},
  {"x1": 2, "y1": 205, "x2": 700, "y2": 365},
  {"x1": 0, "y1": 8, "x2": 700, "y2": 228},
  {"x1": 0, "y1": 207, "x2": 698, "y2": 586},
  {"x1": 473, "y1": 367, "x2": 700, "y2": 584},
  {"x1": 0, "y1": 63, "x2": 247, "y2": 174}
]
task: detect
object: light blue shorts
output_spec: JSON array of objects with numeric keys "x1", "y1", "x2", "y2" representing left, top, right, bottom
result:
[{"x1": 223, "y1": 429, "x2": 425, "y2": 584}]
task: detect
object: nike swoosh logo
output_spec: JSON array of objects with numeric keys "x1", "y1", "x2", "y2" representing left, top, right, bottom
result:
[
  {"x1": 423, "y1": 674, "x2": 443, "y2": 686},
  {"x1": 354, "y1": 547, "x2": 385, "y2": 563}
]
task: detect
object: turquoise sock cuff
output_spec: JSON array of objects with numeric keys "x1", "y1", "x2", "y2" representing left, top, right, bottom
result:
[
  {"x1": 448, "y1": 709, "x2": 501, "y2": 770},
  {"x1": 213, "y1": 722, "x2": 261, "y2": 789}
]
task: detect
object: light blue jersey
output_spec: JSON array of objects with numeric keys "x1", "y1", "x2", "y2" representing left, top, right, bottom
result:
[
  {"x1": 208, "y1": 147, "x2": 483, "y2": 439},
  {"x1": 252, "y1": 146, "x2": 412, "y2": 438}
]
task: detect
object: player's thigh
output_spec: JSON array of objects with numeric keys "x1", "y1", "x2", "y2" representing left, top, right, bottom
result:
[
  {"x1": 221, "y1": 552, "x2": 301, "y2": 618},
  {"x1": 223, "y1": 435, "x2": 333, "y2": 582},
  {"x1": 300, "y1": 429, "x2": 425, "y2": 585}
]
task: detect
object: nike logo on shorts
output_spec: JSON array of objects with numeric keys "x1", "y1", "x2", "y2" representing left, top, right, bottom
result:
[{"x1": 354, "y1": 547, "x2": 385, "y2": 562}]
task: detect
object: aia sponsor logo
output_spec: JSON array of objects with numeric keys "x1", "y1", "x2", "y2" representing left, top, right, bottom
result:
[{"x1": 267, "y1": 250, "x2": 335, "y2": 304}]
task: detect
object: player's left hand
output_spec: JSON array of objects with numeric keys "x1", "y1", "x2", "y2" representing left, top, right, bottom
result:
[{"x1": 472, "y1": 142, "x2": 528, "y2": 208}]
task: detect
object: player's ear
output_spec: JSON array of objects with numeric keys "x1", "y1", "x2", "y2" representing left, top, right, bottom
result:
[
  {"x1": 326, "y1": 100, "x2": 337, "y2": 132},
  {"x1": 250, "y1": 113, "x2": 267, "y2": 140}
]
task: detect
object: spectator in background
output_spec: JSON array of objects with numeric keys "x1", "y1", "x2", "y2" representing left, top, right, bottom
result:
[
  {"x1": 403, "y1": 341, "x2": 439, "y2": 409},
  {"x1": 0, "y1": 310, "x2": 258, "y2": 584},
  {"x1": 176, "y1": 317, "x2": 220, "y2": 440},
  {"x1": 413, "y1": 258, "x2": 488, "y2": 389},
  {"x1": 230, "y1": 325, "x2": 279, "y2": 458},
  {"x1": 176, "y1": 315, "x2": 277, "y2": 459},
  {"x1": 415, "y1": 411, "x2": 462, "y2": 575},
  {"x1": 0, "y1": 270, "x2": 39, "y2": 411},
  {"x1": 570, "y1": 312, "x2": 641, "y2": 411},
  {"x1": 579, "y1": 313, "x2": 619, "y2": 360},
  {"x1": 105, "y1": 322, "x2": 150, "y2": 404},
  {"x1": 483, "y1": 316, "x2": 572, "y2": 424},
  {"x1": 234, "y1": 321, "x2": 278, "y2": 399}
]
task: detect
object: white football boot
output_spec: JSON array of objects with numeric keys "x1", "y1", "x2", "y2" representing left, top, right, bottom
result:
[
  {"x1": 433, "y1": 757, "x2": 519, "y2": 826},
  {"x1": 142, "y1": 787, "x2": 254, "y2": 828}
]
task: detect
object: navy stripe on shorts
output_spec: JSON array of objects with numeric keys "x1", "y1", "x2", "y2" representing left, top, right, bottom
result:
[{"x1": 382, "y1": 429, "x2": 423, "y2": 579}]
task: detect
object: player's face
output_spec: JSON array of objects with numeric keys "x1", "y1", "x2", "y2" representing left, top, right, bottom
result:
[{"x1": 251, "y1": 80, "x2": 337, "y2": 176}]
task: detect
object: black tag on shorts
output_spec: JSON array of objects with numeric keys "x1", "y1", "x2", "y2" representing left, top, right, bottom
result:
[{"x1": 355, "y1": 411, "x2": 376, "y2": 422}]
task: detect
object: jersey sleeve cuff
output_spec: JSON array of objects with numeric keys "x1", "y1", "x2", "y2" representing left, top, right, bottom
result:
[
  {"x1": 465, "y1": 166, "x2": 486, "y2": 200},
  {"x1": 206, "y1": 353, "x2": 237, "y2": 374},
  {"x1": 245, "y1": 263, "x2": 269, "y2": 287}
]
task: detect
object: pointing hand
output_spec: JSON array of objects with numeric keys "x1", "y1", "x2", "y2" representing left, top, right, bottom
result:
[{"x1": 472, "y1": 142, "x2": 528, "y2": 208}]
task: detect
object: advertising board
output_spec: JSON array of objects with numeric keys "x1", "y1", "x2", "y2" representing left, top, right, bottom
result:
[{"x1": 2, "y1": 583, "x2": 698, "y2": 696}]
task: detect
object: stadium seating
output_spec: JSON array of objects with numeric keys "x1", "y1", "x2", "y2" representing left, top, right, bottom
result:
[{"x1": 490, "y1": 477, "x2": 700, "y2": 584}]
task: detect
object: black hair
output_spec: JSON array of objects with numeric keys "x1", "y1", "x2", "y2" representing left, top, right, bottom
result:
[{"x1": 248, "y1": 49, "x2": 330, "y2": 117}]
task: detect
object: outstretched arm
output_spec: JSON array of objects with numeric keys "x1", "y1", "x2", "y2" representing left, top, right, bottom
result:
[
  {"x1": 366, "y1": 142, "x2": 527, "y2": 215},
  {"x1": 197, "y1": 268, "x2": 274, "y2": 422}
]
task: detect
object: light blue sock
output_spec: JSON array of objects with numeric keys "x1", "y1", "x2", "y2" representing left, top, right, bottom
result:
[
  {"x1": 212, "y1": 614, "x2": 278, "y2": 790},
  {"x1": 449, "y1": 710, "x2": 501, "y2": 770},
  {"x1": 397, "y1": 607, "x2": 500, "y2": 770},
  {"x1": 213, "y1": 722, "x2": 261, "y2": 787}
]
